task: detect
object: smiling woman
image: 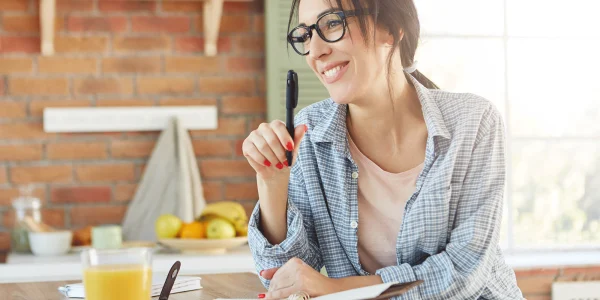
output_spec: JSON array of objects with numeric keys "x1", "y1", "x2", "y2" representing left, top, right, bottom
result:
[{"x1": 244, "y1": 0, "x2": 525, "y2": 299}]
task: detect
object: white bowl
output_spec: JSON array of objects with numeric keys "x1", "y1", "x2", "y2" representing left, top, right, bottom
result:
[{"x1": 28, "y1": 231, "x2": 73, "y2": 256}]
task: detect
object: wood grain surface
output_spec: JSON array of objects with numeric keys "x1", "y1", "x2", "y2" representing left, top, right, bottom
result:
[{"x1": 0, "y1": 272, "x2": 266, "y2": 300}]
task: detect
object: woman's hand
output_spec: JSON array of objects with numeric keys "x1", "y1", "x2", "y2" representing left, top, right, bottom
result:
[
  {"x1": 242, "y1": 120, "x2": 307, "y2": 181},
  {"x1": 260, "y1": 258, "x2": 334, "y2": 299}
]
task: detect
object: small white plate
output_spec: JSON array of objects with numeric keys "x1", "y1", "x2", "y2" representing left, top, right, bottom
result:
[{"x1": 158, "y1": 237, "x2": 248, "y2": 254}]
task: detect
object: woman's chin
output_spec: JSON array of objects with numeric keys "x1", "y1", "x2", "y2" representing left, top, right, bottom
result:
[{"x1": 327, "y1": 87, "x2": 355, "y2": 105}]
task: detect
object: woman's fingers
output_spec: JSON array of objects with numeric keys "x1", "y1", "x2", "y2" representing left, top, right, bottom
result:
[
  {"x1": 250, "y1": 129, "x2": 280, "y2": 168},
  {"x1": 259, "y1": 122, "x2": 288, "y2": 166},
  {"x1": 242, "y1": 141, "x2": 267, "y2": 171}
]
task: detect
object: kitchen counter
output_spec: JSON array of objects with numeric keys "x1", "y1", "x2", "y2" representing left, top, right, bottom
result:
[{"x1": 0, "y1": 245, "x2": 255, "y2": 283}]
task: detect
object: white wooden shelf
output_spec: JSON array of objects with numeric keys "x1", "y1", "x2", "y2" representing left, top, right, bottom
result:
[{"x1": 39, "y1": 0, "x2": 253, "y2": 57}]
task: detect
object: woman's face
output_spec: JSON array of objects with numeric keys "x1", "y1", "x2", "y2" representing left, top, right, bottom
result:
[{"x1": 298, "y1": 0, "x2": 392, "y2": 104}]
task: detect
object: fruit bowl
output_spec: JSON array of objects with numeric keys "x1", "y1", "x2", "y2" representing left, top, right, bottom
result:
[{"x1": 158, "y1": 237, "x2": 248, "y2": 254}]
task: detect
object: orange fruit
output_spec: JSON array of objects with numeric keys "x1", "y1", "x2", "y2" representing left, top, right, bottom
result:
[{"x1": 179, "y1": 222, "x2": 206, "y2": 239}]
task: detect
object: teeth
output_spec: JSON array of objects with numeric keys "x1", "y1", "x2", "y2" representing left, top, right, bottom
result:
[{"x1": 324, "y1": 65, "x2": 342, "y2": 78}]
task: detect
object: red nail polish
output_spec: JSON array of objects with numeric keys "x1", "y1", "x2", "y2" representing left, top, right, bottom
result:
[
  {"x1": 304, "y1": 124, "x2": 308, "y2": 132},
  {"x1": 283, "y1": 160, "x2": 289, "y2": 167},
  {"x1": 286, "y1": 142, "x2": 294, "y2": 151},
  {"x1": 264, "y1": 160, "x2": 271, "y2": 167},
  {"x1": 258, "y1": 294, "x2": 266, "y2": 299},
  {"x1": 259, "y1": 270, "x2": 264, "y2": 277},
  {"x1": 276, "y1": 162, "x2": 283, "y2": 169}
]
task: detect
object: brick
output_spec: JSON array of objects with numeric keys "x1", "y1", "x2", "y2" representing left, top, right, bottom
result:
[
  {"x1": 248, "y1": 118, "x2": 267, "y2": 133},
  {"x1": 55, "y1": 36, "x2": 108, "y2": 53},
  {"x1": 198, "y1": 77, "x2": 255, "y2": 94},
  {"x1": 190, "y1": 117, "x2": 246, "y2": 137},
  {"x1": 235, "y1": 139, "x2": 244, "y2": 156},
  {"x1": 9, "y1": 78, "x2": 69, "y2": 96},
  {"x1": 98, "y1": 0, "x2": 156, "y2": 12},
  {"x1": 254, "y1": 16, "x2": 264, "y2": 33},
  {"x1": 521, "y1": 296, "x2": 550, "y2": 300},
  {"x1": 132, "y1": 16, "x2": 191, "y2": 33},
  {"x1": 97, "y1": 99, "x2": 154, "y2": 107},
  {"x1": 0, "y1": 0, "x2": 28, "y2": 11},
  {"x1": 3, "y1": 15, "x2": 63, "y2": 33},
  {"x1": 174, "y1": 36, "x2": 231, "y2": 53},
  {"x1": 165, "y1": 56, "x2": 220, "y2": 73},
  {"x1": 235, "y1": 36, "x2": 265, "y2": 54},
  {"x1": 38, "y1": 57, "x2": 97, "y2": 74},
  {"x1": 76, "y1": 163, "x2": 135, "y2": 182},
  {"x1": 67, "y1": 16, "x2": 127, "y2": 32},
  {"x1": 225, "y1": 182, "x2": 258, "y2": 201},
  {"x1": 114, "y1": 36, "x2": 170, "y2": 52},
  {"x1": 200, "y1": 160, "x2": 254, "y2": 179},
  {"x1": 223, "y1": 2, "x2": 260, "y2": 13},
  {"x1": 0, "y1": 81, "x2": 4, "y2": 96},
  {"x1": 11, "y1": 165, "x2": 73, "y2": 184},
  {"x1": 203, "y1": 182, "x2": 222, "y2": 202},
  {"x1": 47, "y1": 142, "x2": 107, "y2": 160},
  {"x1": 222, "y1": 96, "x2": 265, "y2": 114},
  {"x1": 0, "y1": 122, "x2": 55, "y2": 139},
  {"x1": 562, "y1": 265, "x2": 600, "y2": 275},
  {"x1": 74, "y1": 77, "x2": 134, "y2": 95},
  {"x1": 0, "y1": 144, "x2": 43, "y2": 161},
  {"x1": 515, "y1": 275, "x2": 554, "y2": 295},
  {"x1": 0, "y1": 232, "x2": 9, "y2": 252},
  {"x1": 115, "y1": 184, "x2": 137, "y2": 202},
  {"x1": 111, "y1": 140, "x2": 155, "y2": 158},
  {"x1": 29, "y1": 100, "x2": 91, "y2": 117},
  {"x1": 137, "y1": 77, "x2": 195, "y2": 95},
  {"x1": 204, "y1": 15, "x2": 252, "y2": 33},
  {"x1": 102, "y1": 57, "x2": 161, "y2": 73},
  {"x1": 162, "y1": 2, "x2": 203, "y2": 12},
  {"x1": 226, "y1": 57, "x2": 264, "y2": 73},
  {"x1": 158, "y1": 98, "x2": 216, "y2": 107},
  {"x1": 0, "y1": 36, "x2": 40, "y2": 53},
  {"x1": 0, "y1": 57, "x2": 33, "y2": 74},
  {"x1": 0, "y1": 187, "x2": 45, "y2": 207},
  {"x1": 51, "y1": 186, "x2": 111, "y2": 204},
  {"x1": 3, "y1": 209, "x2": 65, "y2": 229},
  {"x1": 57, "y1": 0, "x2": 94, "y2": 12},
  {"x1": 191, "y1": 139, "x2": 232, "y2": 156},
  {"x1": 514, "y1": 268, "x2": 560, "y2": 278},
  {"x1": 0, "y1": 167, "x2": 6, "y2": 184},
  {"x1": 257, "y1": 75, "x2": 266, "y2": 94},
  {"x1": 71, "y1": 205, "x2": 127, "y2": 226},
  {"x1": 0, "y1": 101, "x2": 27, "y2": 118}
]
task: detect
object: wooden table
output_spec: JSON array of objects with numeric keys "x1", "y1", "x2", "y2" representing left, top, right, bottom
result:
[{"x1": 0, "y1": 272, "x2": 266, "y2": 300}]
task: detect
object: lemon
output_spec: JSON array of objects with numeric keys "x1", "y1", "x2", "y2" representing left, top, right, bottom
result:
[
  {"x1": 206, "y1": 218, "x2": 236, "y2": 239},
  {"x1": 155, "y1": 214, "x2": 182, "y2": 239}
]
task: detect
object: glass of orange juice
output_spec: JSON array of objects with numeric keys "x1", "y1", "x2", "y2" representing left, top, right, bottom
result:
[{"x1": 81, "y1": 248, "x2": 153, "y2": 300}]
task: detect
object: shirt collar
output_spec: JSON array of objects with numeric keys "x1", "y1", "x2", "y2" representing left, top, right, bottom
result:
[{"x1": 310, "y1": 73, "x2": 451, "y2": 154}]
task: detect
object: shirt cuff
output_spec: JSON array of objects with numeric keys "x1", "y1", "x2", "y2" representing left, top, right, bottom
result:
[
  {"x1": 247, "y1": 200, "x2": 309, "y2": 260},
  {"x1": 376, "y1": 263, "x2": 418, "y2": 284}
]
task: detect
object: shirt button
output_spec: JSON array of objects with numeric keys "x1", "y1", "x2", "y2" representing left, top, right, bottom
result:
[
  {"x1": 351, "y1": 172, "x2": 359, "y2": 179},
  {"x1": 350, "y1": 221, "x2": 358, "y2": 229}
]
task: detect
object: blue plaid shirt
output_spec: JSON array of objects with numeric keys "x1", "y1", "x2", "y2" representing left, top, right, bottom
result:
[{"x1": 248, "y1": 74, "x2": 524, "y2": 299}]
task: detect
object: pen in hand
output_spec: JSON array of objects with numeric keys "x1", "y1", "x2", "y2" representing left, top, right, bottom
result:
[{"x1": 286, "y1": 70, "x2": 299, "y2": 166}]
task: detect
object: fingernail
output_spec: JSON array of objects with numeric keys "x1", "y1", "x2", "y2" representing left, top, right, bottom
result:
[
  {"x1": 283, "y1": 160, "x2": 289, "y2": 167},
  {"x1": 304, "y1": 124, "x2": 308, "y2": 132},
  {"x1": 259, "y1": 270, "x2": 264, "y2": 277},
  {"x1": 258, "y1": 294, "x2": 266, "y2": 299},
  {"x1": 263, "y1": 160, "x2": 271, "y2": 167},
  {"x1": 276, "y1": 162, "x2": 283, "y2": 169},
  {"x1": 286, "y1": 141, "x2": 294, "y2": 151}
]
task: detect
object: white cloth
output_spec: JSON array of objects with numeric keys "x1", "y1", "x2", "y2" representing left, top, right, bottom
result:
[{"x1": 122, "y1": 117, "x2": 205, "y2": 242}]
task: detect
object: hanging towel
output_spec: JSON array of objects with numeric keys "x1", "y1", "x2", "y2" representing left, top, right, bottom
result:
[{"x1": 122, "y1": 117, "x2": 206, "y2": 242}]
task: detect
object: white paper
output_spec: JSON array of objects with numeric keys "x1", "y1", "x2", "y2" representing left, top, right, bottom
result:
[
  {"x1": 215, "y1": 282, "x2": 399, "y2": 300},
  {"x1": 58, "y1": 275, "x2": 202, "y2": 298}
]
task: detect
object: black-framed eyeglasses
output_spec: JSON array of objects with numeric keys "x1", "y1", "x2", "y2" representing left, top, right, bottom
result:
[{"x1": 287, "y1": 9, "x2": 370, "y2": 56}]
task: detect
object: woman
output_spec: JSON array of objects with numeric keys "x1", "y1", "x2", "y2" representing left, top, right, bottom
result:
[{"x1": 242, "y1": 0, "x2": 524, "y2": 299}]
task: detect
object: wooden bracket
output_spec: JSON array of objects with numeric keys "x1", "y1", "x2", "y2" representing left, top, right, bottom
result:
[{"x1": 40, "y1": 0, "x2": 55, "y2": 56}]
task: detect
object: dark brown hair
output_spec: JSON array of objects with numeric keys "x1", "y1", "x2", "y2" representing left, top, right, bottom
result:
[{"x1": 288, "y1": 0, "x2": 439, "y2": 90}]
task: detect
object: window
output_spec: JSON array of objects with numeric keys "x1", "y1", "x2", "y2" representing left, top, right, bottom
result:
[{"x1": 414, "y1": 0, "x2": 600, "y2": 251}]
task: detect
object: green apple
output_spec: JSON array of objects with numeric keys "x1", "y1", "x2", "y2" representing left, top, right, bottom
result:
[
  {"x1": 206, "y1": 218, "x2": 236, "y2": 239},
  {"x1": 155, "y1": 214, "x2": 182, "y2": 239}
]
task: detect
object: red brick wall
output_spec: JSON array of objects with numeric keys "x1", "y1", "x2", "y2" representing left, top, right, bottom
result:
[
  {"x1": 0, "y1": 0, "x2": 264, "y2": 254},
  {"x1": 515, "y1": 266, "x2": 600, "y2": 300}
]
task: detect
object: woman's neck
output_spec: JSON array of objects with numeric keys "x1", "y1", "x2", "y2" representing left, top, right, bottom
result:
[{"x1": 346, "y1": 74, "x2": 427, "y2": 172}]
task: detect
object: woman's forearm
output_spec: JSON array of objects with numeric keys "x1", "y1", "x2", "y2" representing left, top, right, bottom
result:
[{"x1": 257, "y1": 174, "x2": 290, "y2": 245}]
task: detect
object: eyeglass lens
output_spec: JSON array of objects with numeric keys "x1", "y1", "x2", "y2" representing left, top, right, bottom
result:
[{"x1": 290, "y1": 13, "x2": 345, "y2": 54}]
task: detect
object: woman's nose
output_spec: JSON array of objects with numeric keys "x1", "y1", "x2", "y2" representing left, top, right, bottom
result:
[{"x1": 308, "y1": 33, "x2": 332, "y2": 60}]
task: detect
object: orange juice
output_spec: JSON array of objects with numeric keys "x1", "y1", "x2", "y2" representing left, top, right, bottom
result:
[{"x1": 83, "y1": 264, "x2": 152, "y2": 300}]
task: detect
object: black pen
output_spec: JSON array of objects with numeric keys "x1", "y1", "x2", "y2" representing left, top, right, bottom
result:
[{"x1": 286, "y1": 70, "x2": 298, "y2": 166}]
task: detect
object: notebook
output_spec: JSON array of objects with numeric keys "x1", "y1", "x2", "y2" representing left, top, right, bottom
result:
[
  {"x1": 57, "y1": 275, "x2": 202, "y2": 298},
  {"x1": 216, "y1": 280, "x2": 423, "y2": 300}
]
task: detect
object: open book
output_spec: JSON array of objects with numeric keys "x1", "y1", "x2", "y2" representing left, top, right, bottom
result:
[
  {"x1": 57, "y1": 275, "x2": 202, "y2": 298},
  {"x1": 217, "y1": 280, "x2": 423, "y2": 300}
]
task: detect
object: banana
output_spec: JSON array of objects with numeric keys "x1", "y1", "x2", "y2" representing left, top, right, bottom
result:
[{"x1": 198, "y1": 202, "x2": 248, "y2": 234}]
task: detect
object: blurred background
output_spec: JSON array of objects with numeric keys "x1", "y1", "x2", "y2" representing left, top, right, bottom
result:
[{"x1": 0, "y1": 0, "x2": 598, "y2": 299}]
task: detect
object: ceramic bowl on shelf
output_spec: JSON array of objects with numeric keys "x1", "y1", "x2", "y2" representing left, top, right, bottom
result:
[
  {"x1": 158, "y1": 237, "x2": 248, "y2": 254},
  {"x1": 28, "y1": 230, "x2": 72, "y2": 256}
]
